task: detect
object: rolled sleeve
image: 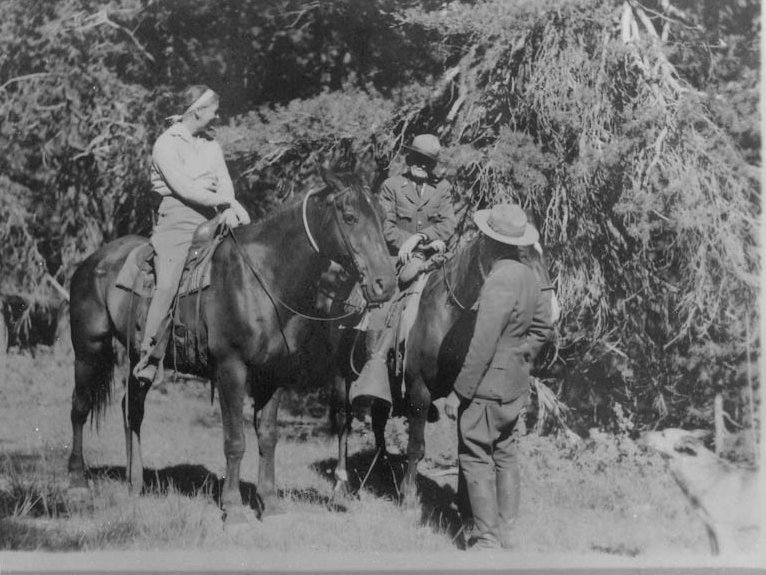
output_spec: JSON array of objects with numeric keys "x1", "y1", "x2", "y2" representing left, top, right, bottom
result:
[{"x1": 213, "y1": 144, "x2": 235, "y2": 200}]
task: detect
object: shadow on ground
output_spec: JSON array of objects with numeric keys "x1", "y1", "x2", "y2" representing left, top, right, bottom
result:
[
  {"x1": 87, "y1": 463, "x2": 347, "y2": 518},
  {"x1": 312, "y1": 448, "x2": 466, "y2": 547},
  {"x1": 0, "y1": 518, "x2": 82, "y2": 550},
  {"x1": 88, "y1": 464, "x2": 261, "y2": 516}
]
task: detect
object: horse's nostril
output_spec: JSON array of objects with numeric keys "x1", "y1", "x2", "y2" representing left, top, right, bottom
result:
[{"x1": 374, "y1": 278, "x2": 385, "y2": 295}]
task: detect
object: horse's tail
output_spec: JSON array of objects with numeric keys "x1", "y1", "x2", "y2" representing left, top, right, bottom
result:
[
  {"x1": 86, "y1": 344, "x2": 116, "y2": 430},
  {"x1": 69, "y1": 249, "x2": 119, "y2": 431}
]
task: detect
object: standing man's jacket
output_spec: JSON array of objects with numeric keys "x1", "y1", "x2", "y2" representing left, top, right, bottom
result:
[
  {"x1": 453, "y1": 258, "x2": 553, "y2": 403},
  {"x1": 379, "y1": 174, "x2": 456, "y2": 254}
]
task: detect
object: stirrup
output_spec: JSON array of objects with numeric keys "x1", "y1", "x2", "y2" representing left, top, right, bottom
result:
[{"x1": 132, "y1": 357, "x2": 158, "y2": 388}]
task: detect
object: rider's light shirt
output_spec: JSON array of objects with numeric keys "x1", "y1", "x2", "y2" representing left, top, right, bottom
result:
[{"x1": 151, "y1": 122, "x2": 234, "y2": 234}]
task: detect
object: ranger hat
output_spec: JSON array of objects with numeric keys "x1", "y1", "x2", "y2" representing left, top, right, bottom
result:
[
  {"x1": 403, "y1": 134, "x2": 441, "y2": 162},
  {"x1": 474, "y1": 203, "x2": 539, "y2": 246}
]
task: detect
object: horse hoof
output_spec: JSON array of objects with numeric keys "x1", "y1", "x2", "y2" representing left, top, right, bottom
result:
[
  {"x1": 66, "y1": 485, "x2": 91, "y2": 504},
  {"x1": 401, "y1": 490, "x2": 419, "y2": 509},
  {"x1": 223, "y1": 504, "x2": 252, "y2": 526},
  {"x1": 67, "y1": 472, "x2": 89, "y2": 489},
  {"x1": 67, "y1": 473, "x2": 90, "y2": 497},
  {"x1": 260, "y1": 496, "x2": 286, "y2": 517},
  {"x1": 331, "y1": 481, "x2": 355, "y2": 501}
]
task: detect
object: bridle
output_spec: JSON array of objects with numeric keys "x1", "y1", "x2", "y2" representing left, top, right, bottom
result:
[
  {"x1": 228, "y1": 185, "x2": 368, "y2": 356},
  {"x1": 301, "y1": 187, "x2": 322, "y2": 253},
  {"x1": 303, "y1": 185, "x2": 371, "y2": 291}
]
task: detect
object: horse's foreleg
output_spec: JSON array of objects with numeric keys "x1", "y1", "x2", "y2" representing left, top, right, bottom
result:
[
  {"x1": 122, "y1": 371, "x2": 149, "y2": 494},
  {"x1": 255, "y1": 387, "x2": 285, "y2": 516},
  {"x1": 402, "y1": 378, "x2": 430, "y2": 506},
  {"x1": 216, "y1": 358, "x2": 250, "y2": 524},
  {"x1": 331, "y1": 372, "x2": 353, "y2": 498}
]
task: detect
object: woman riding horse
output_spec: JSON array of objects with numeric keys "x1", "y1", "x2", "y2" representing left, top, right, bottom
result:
[{"x1": 133, "y1": 85, "x2": 250, "y2": 387}]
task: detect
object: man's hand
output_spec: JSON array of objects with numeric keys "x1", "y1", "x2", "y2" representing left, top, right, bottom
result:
[
  {"x1": 398, "y1": 233, "x2": 424, "y2": 264},
  {"x1": 444, "y1": 391, "x2": 461, "y2": 421},
  {"x1": 424, "y1": 239, "x2": 446, "y2": 254},
  {"x1": 221, "y1": 207, "x2": 240, "y2": 228},
  {"x1": 231, "y1": 200, "x2": 251, "y2": 225}
]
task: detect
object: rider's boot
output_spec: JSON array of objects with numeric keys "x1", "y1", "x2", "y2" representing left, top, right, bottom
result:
[
  {"x1": 349, "y1": 328, "x2": 394, "y2": 417},
  {"x1": 133, "y1": 314, "x2": 172, "y2": 388}
]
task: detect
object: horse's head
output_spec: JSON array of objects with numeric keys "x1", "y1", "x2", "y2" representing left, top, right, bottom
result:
[{"x1": 309, "y1": 169, "x2": 395, "y2": 303}]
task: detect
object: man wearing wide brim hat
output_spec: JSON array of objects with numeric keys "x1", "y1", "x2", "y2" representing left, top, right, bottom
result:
[
  {"x1": 443, "y1": 203, "x2": 554, "y2": 551},
  {"x1": 349, "y1": 133, "x2": 456, "y2": 413}
]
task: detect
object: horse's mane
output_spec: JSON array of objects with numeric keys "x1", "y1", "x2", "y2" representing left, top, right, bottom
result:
[
  {"x1": 443, "y1": 233, "x2": 484, "y2": 310},
  {"x1": 442, "y1": 231, "x2": 553, "y2": 309}
]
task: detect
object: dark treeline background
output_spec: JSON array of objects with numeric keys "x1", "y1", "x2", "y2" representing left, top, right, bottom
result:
[{"x1": 0, "y1": 0, "x2": 760, "y2": 448}]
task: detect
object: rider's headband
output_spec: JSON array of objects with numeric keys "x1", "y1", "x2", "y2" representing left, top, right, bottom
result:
[{"x1": 166, "y1": 89, "x2": 218, "y2": 123}]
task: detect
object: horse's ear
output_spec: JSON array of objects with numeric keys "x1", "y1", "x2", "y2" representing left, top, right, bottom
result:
[{"x1": 319, "y1": 165, "x2": 344, "y2": 193}]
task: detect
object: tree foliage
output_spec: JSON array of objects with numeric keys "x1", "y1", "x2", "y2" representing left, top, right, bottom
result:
[
  {"x1": 401, "y1": 0, "x2": 760, "y2": 433},
  {"x1": 0, "y1": 0, "x2": 161, "y2": 283},
  {"x1": 0, "y1": 0, "x2": 759, "y2": 438}
]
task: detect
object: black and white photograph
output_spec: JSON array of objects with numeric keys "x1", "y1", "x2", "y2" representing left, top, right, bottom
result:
[{"x1": 0, "y1": 0, "x2": 762, "y2": 573}]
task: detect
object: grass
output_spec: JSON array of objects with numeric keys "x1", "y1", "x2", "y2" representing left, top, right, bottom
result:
[{"x1": 0, "y1": 346, "x2": 736, "y2": 555}]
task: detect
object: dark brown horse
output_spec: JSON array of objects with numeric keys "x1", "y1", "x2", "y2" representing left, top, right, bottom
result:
[
  {"x1": 325, "y1": 231, "x2": 557, "y2": 501},
  {"x1": 67, "y1": 170, "x2": 396, "y2": 523}
]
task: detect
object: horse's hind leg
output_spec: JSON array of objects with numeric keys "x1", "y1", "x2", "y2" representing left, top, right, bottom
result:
[
  {"x1": 68, "y1": 356, "x2": 112, "y2": 490},
  {"x1": 122, "y1": 368, "x2": 149, "y2": 494}
]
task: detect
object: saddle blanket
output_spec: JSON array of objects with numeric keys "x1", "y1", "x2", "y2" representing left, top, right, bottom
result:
[{"x1": 114, "y1": 241, "x2": 213, "y2": 298}]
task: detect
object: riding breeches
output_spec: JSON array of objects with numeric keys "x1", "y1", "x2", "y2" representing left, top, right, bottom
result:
[
  {"x1": 458, "y1": 392, "x2": 526, "y2": 475},
  {"x1": 139, "y1": 226, "x2": 193, "y2": 353},
  {"x1": 458, "y1": 392, "x2": 527, "y2": 547}
]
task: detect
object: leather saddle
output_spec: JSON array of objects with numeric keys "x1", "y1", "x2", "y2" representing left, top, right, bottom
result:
[
  {"x1": 115, "y1": 215, "x2": 228, "y2": 373},
  {"x1": 115, "y1": 215, "x2": 227, "y2": 298}
]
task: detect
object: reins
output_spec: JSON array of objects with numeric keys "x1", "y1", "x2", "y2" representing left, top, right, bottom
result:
[{"x1": 442, "y1": 263, "x2": 469, "y2": 311}]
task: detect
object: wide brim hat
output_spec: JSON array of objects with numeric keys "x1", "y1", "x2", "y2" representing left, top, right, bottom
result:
[
  {"x1": 474, "y1": 203, "x2": 539, "y2": 246},
  {"x1": 402, "y1": 134, "x2": 441, "y2": 162}
]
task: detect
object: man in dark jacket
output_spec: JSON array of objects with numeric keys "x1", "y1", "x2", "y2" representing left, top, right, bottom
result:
[
  {"x1": 378, "y1": 134, "x2": 456, "y2": 262},
  {"x1": 444, "y1": 203, "x2": 553, "y2": 551},
  {"x1": 349, "y1": 134, "x2": 456, "y2": 410}
]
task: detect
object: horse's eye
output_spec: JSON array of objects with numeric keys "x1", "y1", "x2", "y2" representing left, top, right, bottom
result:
[{"x1": 342, "y1": 212, "x2": 357, "y2": 225}]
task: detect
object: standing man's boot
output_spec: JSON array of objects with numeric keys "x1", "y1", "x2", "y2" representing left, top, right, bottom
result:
[
  {"x1": 496, "y1": 466, "x2": 521, "y2": 549},
  {"x1": 464, "y1": 476, "x2": 501, "y2": 550}
]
